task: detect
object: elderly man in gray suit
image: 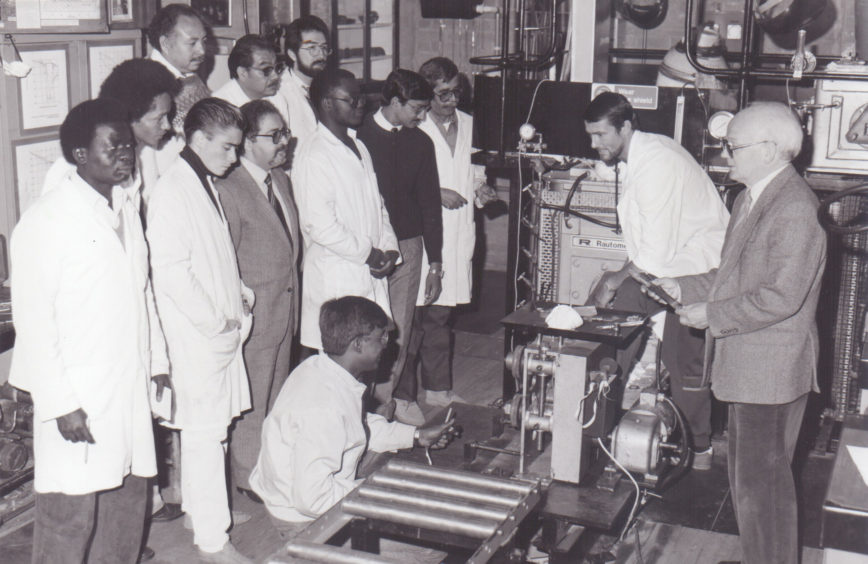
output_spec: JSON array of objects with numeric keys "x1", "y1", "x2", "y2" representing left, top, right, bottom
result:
[
  {"x1": 216, "y1": 99, "x2": 300, "y2": 502},
  {"x1": 655, "y1": 102, "x2": 826, "y2": 564}
]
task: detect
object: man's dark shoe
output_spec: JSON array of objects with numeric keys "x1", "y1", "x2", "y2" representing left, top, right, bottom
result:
[
  {"x1": 139, "y1": 546, "x2": 155, "y2": 562},
  {"x1": 151, "y1": 502, "x2": 184, "y2": 522},
  {"x1": 236, "y1": 487, "x2": 263, "y2": 504}
]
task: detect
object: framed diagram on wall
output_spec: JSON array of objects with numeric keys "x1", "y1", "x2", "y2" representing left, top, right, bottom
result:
[
  {"x1": 16, "y1": 46, "x2": 70, "y2": 132},
  {"x1": 191, "y1": 0, "x2": 231, "y2": 27},
  {"x1": 12, "y1": 137, "x2": 61, "y2": 216},
  {"x1": 0, "y1": 0, "x2": 109, "y2": 34},
  {"x1": 87, "y1": 41, "x2": 134, "y2": 97}
]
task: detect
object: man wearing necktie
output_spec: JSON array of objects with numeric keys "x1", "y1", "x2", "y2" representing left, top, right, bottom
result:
[
  {"x1": 215, "y1": 100, "x2": 300, "y2": 505},
  {"x1": 655, "y1": 102, "x2": 827, "y2": 564},
  {"x1": 147, "y1": 98, "x2": 254, "y2": 564}
]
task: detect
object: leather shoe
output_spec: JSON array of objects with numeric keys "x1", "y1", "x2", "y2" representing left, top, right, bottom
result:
[
  {"x1": 139, "y1": 546, "x2": 155, "y2": 562},
  {"x1": 236, "y1": 487, "x2": 263, "y2": 504},
  {"x1": 197, "y1": 542, "x2": 252, "y2": 563},
  {"x1": 151, "y1": 502, "x2": 184, "y2": 522}
]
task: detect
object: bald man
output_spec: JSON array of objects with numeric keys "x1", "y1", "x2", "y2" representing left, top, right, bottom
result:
[{"x1": 656, "y1": 102, "x2": 826, "y2": 564}]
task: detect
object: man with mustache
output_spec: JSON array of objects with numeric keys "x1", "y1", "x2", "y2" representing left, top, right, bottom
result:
[
  {"x1": 10, "y1": 99, "x2": 166, "y2": 563},
  {"x1": 276, "y1": 15, "x2": 330, "y2": 147},
  {"x1": 146, "y1": 98, "x2": 254, "y2": 564},
  {"x1": 582, "y1": 92, "x2": 729, "y2": 470},
  {"x1": 357, "y1": 69, "x2": 443, "y2": 425},
  {"x1": 213, "y1": 35, "x2": 292, "y2": 125},
  {"x1": 215, "y1": 100, "x2": 300, "y2": 505}
]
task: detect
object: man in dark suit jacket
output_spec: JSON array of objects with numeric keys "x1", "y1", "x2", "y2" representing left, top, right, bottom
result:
[
  {"x1": 216, "y1": 100, "x2": 300, "y2": 500},
  {"x1": 657, "y1": 102, "x2": 826, "y2": 564}
]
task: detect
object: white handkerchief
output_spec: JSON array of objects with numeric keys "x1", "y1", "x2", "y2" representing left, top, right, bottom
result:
[{"x1": 545, "y1": 305, "x2": 584, "y2": 330}]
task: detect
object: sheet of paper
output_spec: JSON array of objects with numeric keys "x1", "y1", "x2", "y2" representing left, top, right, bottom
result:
[
  {"x1": 88, "y1": 44, "x2": 133, "y2": 97},
  {"x1": 847, "y1": 445, "x2": 868, "y2": 488},
  {"x1": 19, "y1": 49, "x2": 68, "y2": 130},
  {"x1": 39, "y1": 0, "x2": 99, "y2": 21},
  {"x1": 149, "y1": 380, "x2": 174, "y2": 422},
  {"x1": 15, "y1": 0, "x2": 43, "y2": 28},
  {"x1": 15, "y1": 139, "x2": 61, "y2": 214}
]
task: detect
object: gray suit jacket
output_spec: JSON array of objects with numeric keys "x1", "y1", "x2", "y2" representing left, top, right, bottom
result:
[
  {"x1": 216, "y1": 165, "x2": 301, "y2": 345},
  {"x1": 679, "y1": 165, "x2": 826, "y2": 405}
]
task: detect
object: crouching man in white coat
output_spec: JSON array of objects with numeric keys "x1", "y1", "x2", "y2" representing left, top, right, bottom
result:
[
  {"x1": 146, "y1": 98, "x2": 254, "y2": 564},
  {"x1": 10, "y1": 99, "x2": 169, "y2": 563}
]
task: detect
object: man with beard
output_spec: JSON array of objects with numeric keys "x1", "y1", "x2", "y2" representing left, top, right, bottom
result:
[
  {"x1": 583, "y1": 92, "x2": 729, "y2": 470},
  {"x1": 146, "y1": 3, "x2": 210, "y2": 174},
  {"x1": 146, "y1": 98, "x2": 254, "y2": 564},
  {"x1": 357, "y1": 69, "x2": 443, "y2": 425},
  {"x1": 10, "y1": 99, "x2": 166, "y2": 563},
  {"x1": 291, "y1": 69, "x2": 399, "y2": 353},
  {"x1": 216, "y1": 100, "x2": 300, "y2": 504},
  {"x1": 249, "y1": 296, "x2": 455, "y2": 536},
  {"x1": 276, "y1": 15, "x2": 330, "y2": 147},
  {"x1": 213, "y1": 35, "x2": 291, "y2": 125}
]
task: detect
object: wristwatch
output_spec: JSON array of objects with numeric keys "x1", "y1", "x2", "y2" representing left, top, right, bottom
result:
[{"x1": 429, "y1": 265, "x2": 445, "y2": 279}]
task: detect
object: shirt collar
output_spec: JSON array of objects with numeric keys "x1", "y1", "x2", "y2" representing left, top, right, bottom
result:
[
  {"x1": 150, "y1": 49, "x2": 190, "y2": 79},
  {"x1": 320, "y1": 354, "x2": 368, "y2": 397},
  {"x1": 287, "y1": 67, "x2": 310, "y2": 92},
  {"x1": 180, "y1": 145, "x2": 214, "y2": 186},
  {"x1": 747, "y1": 163, "x2": 788, "y2": 209},
  {"x1": 69, "y1": 172, "x2": 123, "y2": 226},
  {"x1": 429, "y1": 110, "x2": 456, "y2": 128},
  {"x1": 241, "y1": 157, "x2": 268, "y2": 185},
  {"x1": 374, "y1": 108, "x2": 401, "y2": 132}
]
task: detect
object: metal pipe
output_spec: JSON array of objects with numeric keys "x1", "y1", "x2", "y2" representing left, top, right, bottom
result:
[
  {"x1": 367, "y1": 474, "x2": 523, "y2": 507},
  {"x1": 284, "y1": 541, "x2": 398, "y2": 563},
  {"x1": 468, "y1": 442, "x2": 522, "y2": 457},
  {"x1": 341, "y1": 498, "x2": 499, "y2": 539},
  {"x1": 384, "y1": 461, "x2": 536, "y2": 495},
  {"x1": 356, "y1": 485, "x2": 512, "y2": 522}
]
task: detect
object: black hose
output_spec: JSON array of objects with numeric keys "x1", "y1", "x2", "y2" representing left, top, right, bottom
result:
[{"x1": 817, "y1": 184, "x2": 868, "y2": 235}]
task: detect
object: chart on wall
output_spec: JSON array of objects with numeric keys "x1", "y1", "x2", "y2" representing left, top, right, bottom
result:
[
  {"x1": 88, "y1": 42, "x2": 134, "y2": 97},
  {"x1": 17, "y1": 47, "x2": 69, "y2": 131},
  {"x1": 14, "y1": 138, "x2": 61, "y2": 215},
  {"x1": 0, "y1": 0, "x2": 108, "y2": 33}
]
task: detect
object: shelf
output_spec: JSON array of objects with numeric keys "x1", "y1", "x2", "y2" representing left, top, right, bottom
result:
[
  {"x1": 339, "y1": 55, "x2": 392, "y2": 64},
  {"x1": 337, "y1": 22, "x2": 393, "y2": 30}
]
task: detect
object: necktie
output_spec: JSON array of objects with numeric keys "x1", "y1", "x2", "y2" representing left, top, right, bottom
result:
[
  {"x1": 266, "y1": 174, "x2": 292, "y2": 243},
  {"x1": 732, "y1": 189, "x2": 753, "y2": 232}
]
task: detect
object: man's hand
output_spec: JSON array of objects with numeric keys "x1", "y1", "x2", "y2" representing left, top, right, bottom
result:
[
  {"x1": 56, "y1": 408, "x2": 95, "y2": 444},
  {"x1": 440, "y1": 188, "x2": 467, "y2": 210},
  {"x1": 416, "y1": 420, "x2": 456, "y2": 450},
  {"x1": 423, "y1": 263, "x2": 443, "y2": 305},
  {"x1": 677, "y1": 302, "x2": 709, "y2": 329},
  {"x1": 220, "y1": 319, "x2": 241, "y2": 333},
  {"x1": 587, "y1": 271, "x2": 621, "y2": 308},
  {"x1": 474, "y1": 184, "x2": 498, "y2": 207},
  {"x1": 370, "y1": 249, "x2": 399, "y2": 279},
  {"x1": 151, "y1": 373, "x2": 173, "y2": 402},
  {"x1": 242, "y1": 296, "x2": 252, "y2": 316}
]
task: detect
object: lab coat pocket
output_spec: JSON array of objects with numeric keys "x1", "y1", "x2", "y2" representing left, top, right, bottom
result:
[{"x1": 207, "y1": 328, "x2": 241, "y2": 374}]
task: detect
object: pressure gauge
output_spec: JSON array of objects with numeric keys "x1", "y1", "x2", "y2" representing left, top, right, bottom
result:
[{"x1": 707, "y1": 111, "x2": 734, "y2": 140}]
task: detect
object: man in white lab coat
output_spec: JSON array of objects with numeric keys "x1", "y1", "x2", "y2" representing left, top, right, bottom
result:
[
  {"x1": 291, "y1": 68, "x2": 399, "y2": 352},
  {"x1": 250, "y1": 296, "x2": 455, "y2": 536},
  {"x1": 146, "y1": 3, "x2": 211, "y2": 178},
  {"x1": 275, "y1": 15, "x2": 330, "y2": 147},
  {"x1": 395, "y1": 57, "x2": 496, "y2": 408},
  {"x1": 146, "y1": 98, "x2": 253, "y2": 564},
  {"x1": 212, "y1": 34, "x2": 291, "y2": 125},
  {"x1": 583, "y1": 92, "x2": 730, "y2": 469},
  {"x1": 10, "y1": 99, "x2": 168, "y2": 563}
]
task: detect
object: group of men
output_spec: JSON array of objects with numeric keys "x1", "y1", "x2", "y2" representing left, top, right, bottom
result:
[{"x1": 10, "y1": 4, "x2": 478, "y2": 564}]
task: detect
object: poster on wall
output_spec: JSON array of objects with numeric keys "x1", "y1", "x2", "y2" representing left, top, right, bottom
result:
[
  {"x1": 0, "y1": 0, "x2": 109, "y2": 33},
  {"x1": 191, "y1": 0, "x2": 230, "y2": 27},
  {"x1": 111, "y1": 0, "x2": 134, "y2": 21},
  {"x1": 17, "y1": 48, "x2": 69, "y2": 131},
  {"x1": 14, "y1": 139, "x2": 62, "y2": 216},
  {"x1": 88, "y1": 43, "x2": 135, "y2": 97}
]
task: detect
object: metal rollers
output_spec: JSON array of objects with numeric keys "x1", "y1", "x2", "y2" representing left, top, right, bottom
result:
[
  {"x1": 383, "y1": 460, "x2": 537, "y2": 494},
  {"x1": 355, "y1": 485, "x2": 511, "y2": 522},
  {"x1": 342, "y1": 497, "x2": 498, "y2": 539},
  {"x1": 367, "y1": 473, "x2": 522, "y2": 507},
  {"x1": 283, "y1": 540, "x2": 398, "y2": 563}
]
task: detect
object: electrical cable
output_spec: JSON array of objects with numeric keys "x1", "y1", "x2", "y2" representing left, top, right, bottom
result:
[
  {"x1": 817, "y1": 184, "x2": 868, "y2": 234},
  {"x1": 582, "y1": 385, "x2": 602, "y2": 429},
  {"x1": 524, "y1": 79, "x2": 554, "y2": 125},
  {"x1": 596, "y1": 437, "x2": 642, "y2": 541}
]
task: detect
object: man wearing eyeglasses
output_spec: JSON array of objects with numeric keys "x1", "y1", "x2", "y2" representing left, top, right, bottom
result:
[
  {"x1": 291, "y1": 68, "x2": 399, "y2": 354},
  {"x1": 215, "y1": 99, "x2": 300, "y2": 507},
  {"x1": 213, "y1": 35, "x2": 292, "y2": 126},
  {"x1": 654, "y1": 102, "x2": 826, "y2": 564},
  {"x1": 583, "y1": 92, "x2": 729, "y2": 471},
  {"x1": 277, "y1": 15, "x2": 331, "y2": 148}
]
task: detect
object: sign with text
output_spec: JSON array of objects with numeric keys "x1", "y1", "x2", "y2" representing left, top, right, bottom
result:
[{"x1": 590, "y1": 83, "x2": 659, "y2": 110}]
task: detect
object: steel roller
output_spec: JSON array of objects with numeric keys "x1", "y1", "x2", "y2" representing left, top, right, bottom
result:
[
  {"x1": 341, "y1": 497, "x2": 499, "y2": 539},
  {"x1": 384, "y1": 460, "x2": 537, "y2": 495},
  {"x1": 355, "y1": 484, "x2": 511, "y2": 522}
]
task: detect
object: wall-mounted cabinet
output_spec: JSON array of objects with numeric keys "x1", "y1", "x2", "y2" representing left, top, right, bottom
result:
[{"x1": 303, "y1": 0, "x2": 397, "y2": 82}]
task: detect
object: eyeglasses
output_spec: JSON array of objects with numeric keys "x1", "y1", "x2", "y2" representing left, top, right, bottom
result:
[
  {"x1": 330, "y1": 95, "x2": 366, "y2": 109},
  {"x1": 249, "y1": 62, "x2": 286, "y2": 77},
  {"x1": 299, "y1": 43, "x2": 332, "y2": 56},
  {"x1": 722, "y1": 139, "x2": 768, "y2": 154},
  {"x1": 359, "y1": 332, "x2": 389, "y2": 346},
  {"x1": 254, "y1": 128, "x2": 291, "y2": 144},
  {"x1": 434, "y1": 87, "x2": 462, "y2": 102}
]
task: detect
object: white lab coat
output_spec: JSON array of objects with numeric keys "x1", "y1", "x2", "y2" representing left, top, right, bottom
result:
[
  {"x1": 249, "y1": 354, "x2": 415, "y2": 523},
  {"x1": 146, "y1": 157, "x2": 252, "y2": 431},
  {"x1": 416, "y1": 111, "x2": 483, "y2": 306},
  {"x1": 276, "y1": 68, "x2": 317, "y2": 148},
  {"x1": 619, "y1": 131, "x2": 730, "y2": 277},
  {"x1": 212, "y1": 78, "x2": 292, "y2": 126},
  {"x1": 291, "y1": 125, "x2": 399, "y2": 349},
  {"x1": 10, "y1": 174, "x2": 167, "y2": 494}
]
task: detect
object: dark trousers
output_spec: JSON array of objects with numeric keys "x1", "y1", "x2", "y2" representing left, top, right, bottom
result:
[
  {"x1": 395, "y1": 305, "x2": 453, "y2": 402},
  {"x1": 728, "y1": 394, "x2": 807, "y2": 564},
  {"x1": 614, "y1": 278, "x2": 711, "y2": 450},
  {"x1": 32, "y1": 474, "x2": 148, "y2": 564}
]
